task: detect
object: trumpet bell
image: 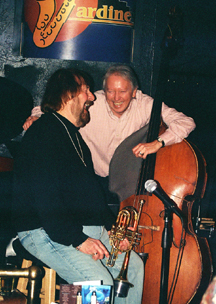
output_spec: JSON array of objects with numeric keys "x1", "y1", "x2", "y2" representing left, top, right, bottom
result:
[
  {"x1": 114, "y1": 278, "x2": 134, "y2": 297},
  {"x1": 113, "y1": 250, "x2": 134, "y2": 298}
]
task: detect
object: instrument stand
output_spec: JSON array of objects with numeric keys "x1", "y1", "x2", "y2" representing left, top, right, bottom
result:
[{"x1": 159, "y1": 208, "x2": 173, "y2": 304}]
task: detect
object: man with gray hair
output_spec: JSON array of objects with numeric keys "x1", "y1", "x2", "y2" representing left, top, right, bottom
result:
[
  {"x1": 23, "y1": 64, "x2": 195, "y2": 200},
  {"x1": 79, "y1": 64, "x2": 195, "y2": 175}
]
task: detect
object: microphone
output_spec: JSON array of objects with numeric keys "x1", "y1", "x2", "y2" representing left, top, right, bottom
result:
[{"x1": 145, "y1": 179, "x2": 184, "y2": 220}]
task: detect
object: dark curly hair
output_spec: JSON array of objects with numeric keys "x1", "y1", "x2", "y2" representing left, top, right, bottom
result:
[{"x1": 41, "y1": 68, "x2": 93, "y2": 113}]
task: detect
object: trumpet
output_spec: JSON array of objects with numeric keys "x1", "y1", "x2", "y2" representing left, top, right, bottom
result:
[{"x1": 106, "y1": 200, "x2": 144, "y2": 297}]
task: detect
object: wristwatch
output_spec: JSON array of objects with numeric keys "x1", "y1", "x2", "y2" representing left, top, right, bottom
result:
[{"x1": 157, "y1": 137, "x2": 165, "y2": 147}]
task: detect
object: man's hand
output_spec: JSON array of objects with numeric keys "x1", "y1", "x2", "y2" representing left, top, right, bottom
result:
[
  {"x1": 132, "y1": 140, "x2": 163, "y2": 159},
  {"x1": 77, "y1": 237, "x2": 109, "y2": 261},
  {"x1": 119, "y1": 238, "x2": 130, "y2": 252},
  {"x1": 23, "y1": 116, "x2": 39, "y2": 131}
]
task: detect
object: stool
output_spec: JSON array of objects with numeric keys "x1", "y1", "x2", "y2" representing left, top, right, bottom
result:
[
  {"x1": 17, "y1": 259, "x2": 60, "y2": 304},
  {"x1": 0, "y1": 262, "x2": 45, "y2": 304}
]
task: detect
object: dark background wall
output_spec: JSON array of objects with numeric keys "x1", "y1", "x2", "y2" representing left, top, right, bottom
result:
[{"x1": 0, "y1": 0, "x2": 216, "y2": 219}]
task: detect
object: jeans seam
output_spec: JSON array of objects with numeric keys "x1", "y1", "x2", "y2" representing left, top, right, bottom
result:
[{"x1": 36, "y1": 229, "x2": 91, "y2": 277}]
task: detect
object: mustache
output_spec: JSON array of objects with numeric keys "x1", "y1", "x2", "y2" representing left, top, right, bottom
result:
[{"x1": 84, "y1": 101, "x2": 94, "y2": 111}]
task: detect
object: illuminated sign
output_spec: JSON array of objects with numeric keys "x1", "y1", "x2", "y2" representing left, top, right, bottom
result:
[{"x1": 23, "y1": 0, "x2": 135, "y2": 62}]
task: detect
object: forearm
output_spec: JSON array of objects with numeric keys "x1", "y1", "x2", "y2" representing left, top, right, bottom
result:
[{"x1": 23, "y1": 106, "x2": 43, "y2": 130}]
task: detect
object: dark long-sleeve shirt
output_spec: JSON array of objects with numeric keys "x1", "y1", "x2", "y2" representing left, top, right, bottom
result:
[{"x1": 12, "y1": 112, "x2": 115, "y2": 247}]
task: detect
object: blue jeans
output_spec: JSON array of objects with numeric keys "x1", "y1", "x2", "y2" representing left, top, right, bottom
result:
[{"x1": 18, "y1": 226, "x2": 144, "y2": 304}]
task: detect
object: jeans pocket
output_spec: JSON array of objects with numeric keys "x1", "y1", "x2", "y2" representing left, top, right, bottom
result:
[
  {"x1": 18, "y1": 230, "x2": 30, "y2": 243},
  {"x1": 18, "y1": 228, "x2": 44, "y2": 257}
]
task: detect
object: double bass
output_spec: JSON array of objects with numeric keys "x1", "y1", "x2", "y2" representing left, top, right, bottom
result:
[
  {"x1": 119, "y1": 133, "x2": 212, "y2": 303},
  {"x1": 109, "y1": 6, "x2": 212, "y2": 304}
]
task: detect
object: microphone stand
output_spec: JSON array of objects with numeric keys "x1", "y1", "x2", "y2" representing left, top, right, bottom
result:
[{"x1": 159, "y1": 207, "x2": 173, "y2": 304}]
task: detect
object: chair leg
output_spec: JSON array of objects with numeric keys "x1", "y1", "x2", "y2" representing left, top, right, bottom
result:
[
  {"x1": 41, "y1": 268, "x2": 56, "y2": 304},
  {"x1": 27, "y1": 266, "x2": 45, "y2": 304},
  {"x1": 17, "y1": 259, "x2": 32, "y2": 294},
  {"x1": 17, "y1": 259, "x2": 58, "y2": 304},
  {"x1": 0, "y1": 265, "x2": 45, "y2": 304}
]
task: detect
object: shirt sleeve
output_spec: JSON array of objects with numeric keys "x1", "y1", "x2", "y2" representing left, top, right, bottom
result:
[
  {"x1": 159, "y1": 103, "x2": 196, "y2": 146},
  {"x1": 138, "y1": 91, "x2": 196, "y2": 146},
  {"x1": 31, "y1": 106, "x2": 43, "y2": 117}
]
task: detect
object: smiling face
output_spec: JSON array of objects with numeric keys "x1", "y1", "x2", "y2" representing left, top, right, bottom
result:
[
  {"x1": 71, "y1": 84, "x2": 95, "y2": 127},
  {"x1": 104, "y1": 74, "x2": 137, "y2": 118},
  {"x1": 58, "y1": 82, "x2": 95, "y2": 128}
]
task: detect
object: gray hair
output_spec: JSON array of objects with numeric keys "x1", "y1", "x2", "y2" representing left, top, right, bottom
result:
[{"x1": 103, "y1": 64, "x2": 139, "y2": 91}]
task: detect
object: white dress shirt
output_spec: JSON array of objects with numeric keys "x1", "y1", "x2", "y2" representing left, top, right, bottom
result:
[
  {"x1": 32, "y1": 89, "x2": 196, "y2": 177},
  {"x1": 79, "y1": 90, "x2": 196, "y2": 177}
]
